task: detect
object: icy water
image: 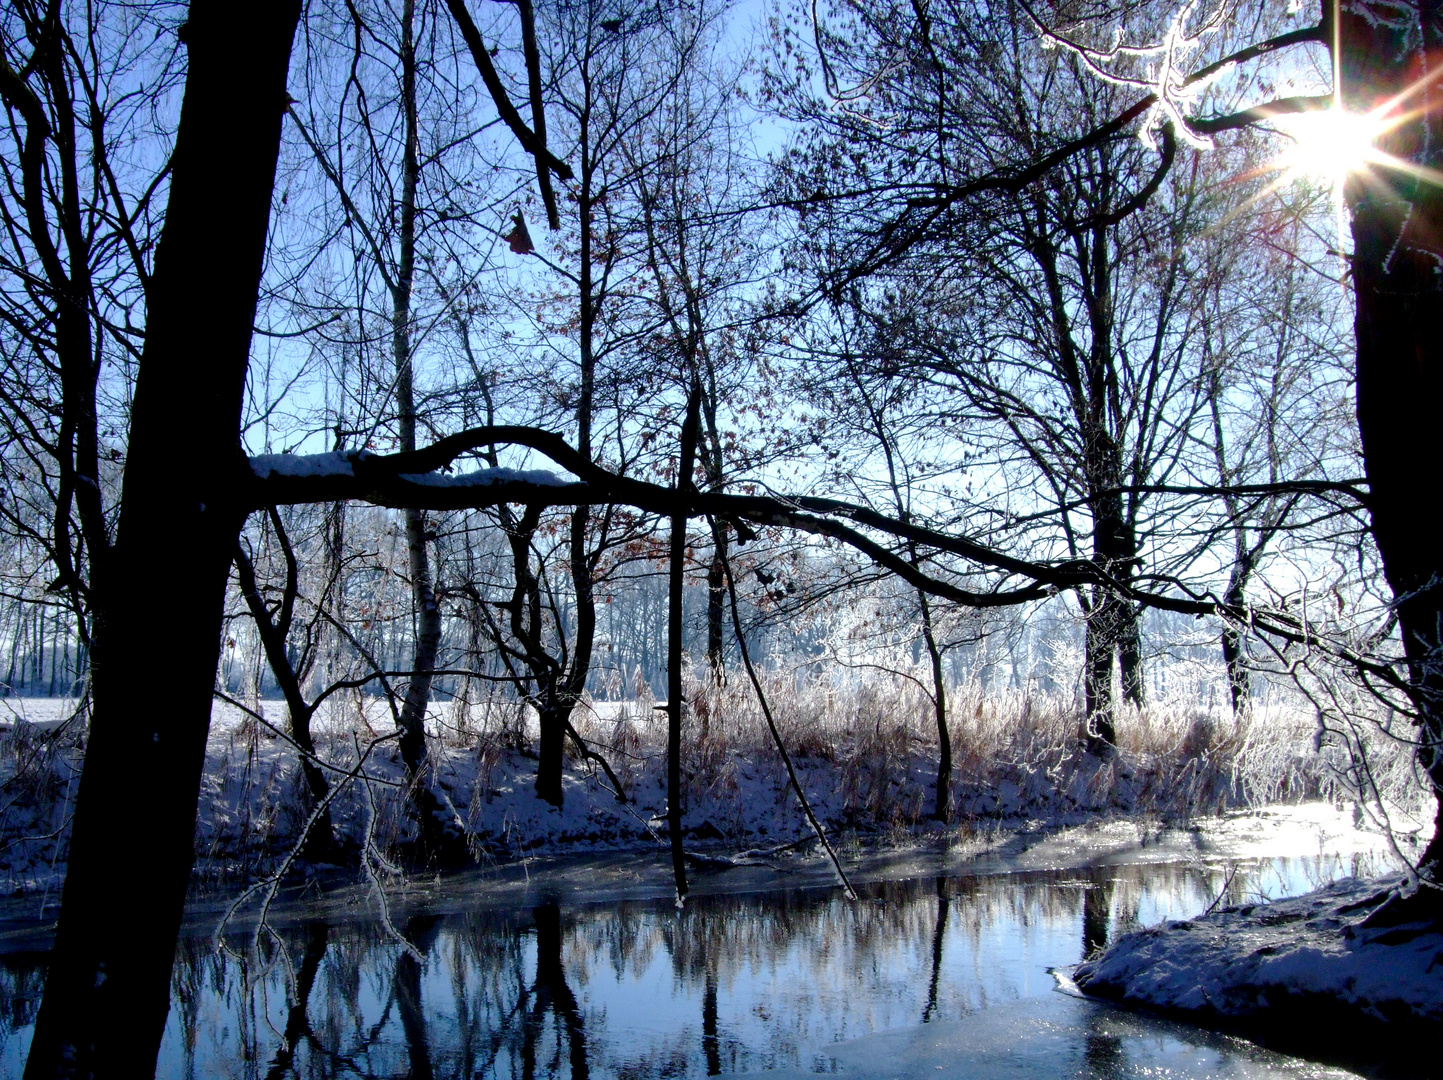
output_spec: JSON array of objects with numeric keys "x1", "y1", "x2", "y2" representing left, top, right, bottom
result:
[{"x1": 0, "y1": 853, "x2": 1388, "y2": 1078}]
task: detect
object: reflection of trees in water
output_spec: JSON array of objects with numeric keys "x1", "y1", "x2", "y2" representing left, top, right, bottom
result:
[
  {"x1": 0, "y1": 857, "x2": 1329, "y2": 1077},
  {"x1": 922, "y1": 882, "x2": 948, "y2": 1024},
  {"x1": 395, "y1": 916, "x2": 441, "y2": 1080},
  {"x1": 702, "y1": 963, "x2": 721, "y2": 1076},
  {"x1": 265, "y1": 921, "x2": 328, "y2": 1080},
  {"x1": 0, "y1": 953, "x2": 43, "y2": 1060},
  {"x1": 1082, "y1": 879, "x2": 1114, "y2": 960},
  {"x1": 525, "y1": 904, "x2": 589, "y2": 1080}
]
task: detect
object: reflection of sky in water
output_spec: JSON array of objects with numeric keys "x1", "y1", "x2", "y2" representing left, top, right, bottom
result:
[{"x1": 0, "y1": 853, "x2": 1382, "y2": 1078}]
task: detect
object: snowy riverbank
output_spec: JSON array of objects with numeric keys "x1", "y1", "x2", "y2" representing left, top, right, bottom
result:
[
  {"x1": 1072, "y1": 874, "x2": 1443, "y2": 1071},
  {"x1": 0, "y1": 688, "x2": 1424, "y2": 907}
]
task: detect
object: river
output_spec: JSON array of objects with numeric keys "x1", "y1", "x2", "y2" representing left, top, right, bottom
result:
[{"x1": 0, "y1": 810, "x2": 1404, "y2": 1077}]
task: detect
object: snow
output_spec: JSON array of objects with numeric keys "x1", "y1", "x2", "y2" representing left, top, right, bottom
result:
[
  {"x1": 0, "y1": 694, "x2": 1414, "y2": 909},
  {"x1": 1073, "y1": 873, "x2": 1443, "y2": 1031},
  {"x1": 248, "y1": 452, "x2": 570, "y2": 488},
  {"x1": 249, "y1": 451, "x2": 357, "y2": 479},
  {"x1": 397, "y1": 465, "x2": 570, "y2": 487}
]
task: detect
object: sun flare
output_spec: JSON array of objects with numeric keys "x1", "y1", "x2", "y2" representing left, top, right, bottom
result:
[{"x1": 1274, "y1": 108, "x2": 1389, "y2": 187}]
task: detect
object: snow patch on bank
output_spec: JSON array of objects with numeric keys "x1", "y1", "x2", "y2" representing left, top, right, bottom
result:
[{"x1": 1074, "y1": 874, "x2": 1443, "y2": 1027}]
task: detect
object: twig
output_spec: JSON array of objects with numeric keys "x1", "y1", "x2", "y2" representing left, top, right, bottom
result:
[
  {"x1": 717, "y1": 524, "x2": 857, "y2": 901},
  {"x1": 213, "y1": 690, "x2": 402, "y2": 787},
  {"x1": 214, "y1": 730, "x2": 403, "y2": 958},
  {"x1": 0, "y1": 813, "x2": 73, "y2": 855},
  {"x1": 357, "y1": 733, "x2": 422, "y2": 961},
  {"x1": 1201, "y1": 864, "x2": 1238, "y2": 917}
]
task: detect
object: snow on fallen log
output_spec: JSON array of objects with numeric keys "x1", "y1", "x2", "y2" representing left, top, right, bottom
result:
[{"x1": 250, "y1": 451, "x2": 569, "y2": 488}]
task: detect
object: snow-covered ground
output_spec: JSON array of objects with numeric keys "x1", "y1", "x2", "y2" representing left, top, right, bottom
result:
[
  {"x1": 0, "y1": 688, "x2": 1425, "y2": 906},
  {"x1": 1071, "y1": 874, "x2": 1443, "y2": 1066}
]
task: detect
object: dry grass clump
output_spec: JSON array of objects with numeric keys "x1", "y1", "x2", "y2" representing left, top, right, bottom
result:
[
  {"x1": 0, "y1": 697, "x2": 85, "y2": 892},
  {"x1": 669, "y1": 663, "x2": 1366, "y2": 831}
]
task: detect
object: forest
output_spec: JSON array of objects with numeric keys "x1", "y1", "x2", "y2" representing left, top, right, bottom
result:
[{"x1": 2, "y1": 0, "x2": 1442, "y2": 1075}]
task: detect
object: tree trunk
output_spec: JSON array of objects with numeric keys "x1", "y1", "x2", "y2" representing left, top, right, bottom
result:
[
  {"x1": 1083, "y1": 427, "x2": 1139, "y2": 749},
  {"x1": 667, "y1": 508, "x2": 689, "y2": 902},
  {"x1": 234, "y1": 545, "x2": 333, "y2": 855},
  {"x1": 1083, "y1": 593, "x2": 1119, "y2": 750},
  {"x1": 667, "y1": 379, "x2": 703, "y2": 905},
  {"x1": 701, "y1": 377, "x2": 728, "y2": 679},
  {"x1": 392, "y1": 0, "x2": 441, "y2": 791},
  {"x1": 500, "y1": 505, "x2": 567, "y2": 808},
  {"x1": 536, "y1": 694, "x2": 566, "y2": 806},
  {"x1": 1221, "y1": 561, "x2": 1252, "y2": 718},
  {"x1": 706, "y1": 538, "x2": 727, "y2": 677},
  {"x1": 920, "y1": 591, "x2": 951, "y2": 820},
  {"x1": 1339, "y1": 0, "x2": 1443, "y2": 879},
  {"x1": 1118, "y1": 605, "x2": 1143, "y2": 708},
  {"x1": 24, "y1": 4, "x2": 301, "y2": 1074}
]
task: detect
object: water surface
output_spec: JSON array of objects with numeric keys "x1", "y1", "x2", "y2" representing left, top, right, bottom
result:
[{"x1": 0, "y1": 852, "x2": 1387, "y2": 1078}]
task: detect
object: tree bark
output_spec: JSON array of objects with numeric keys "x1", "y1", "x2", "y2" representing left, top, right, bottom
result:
[
  {"x1": 920, "y1": 590, "x2": 952, "y2": 820},
  {"x1": 391, "y1": 0, "x2": 443, "y2": 800},
  {"x1": 706, "y1": 536, "x2": 728, "y2": 678},
  {"x1": 1083, "y1": 426, "x2": 1141, "y2": 749},
  {"x1": 667, "y1": 379, "x2": 703, "y2": 905},
  {"x1": 1221, "y1": 561, "x2": 1252, "y2": 718},
  {"x1": 1339, "y1": 0, "x2": 1443, "y2": 878},
  {"x1": 24, "y1": 3, "x2": 301, "y2": 1074}
]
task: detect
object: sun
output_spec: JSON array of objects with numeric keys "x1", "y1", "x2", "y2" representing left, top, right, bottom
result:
[{"x1": 1273, "y1": 107, "x2": 1389, "y2": 187}]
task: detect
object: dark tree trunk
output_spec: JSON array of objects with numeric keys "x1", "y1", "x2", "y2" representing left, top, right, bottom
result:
[
  {"x1": 536, "y1": 696, "x2": 566, "y2": 806},
  {"x1": 702, "y1": 383, "x2": 729, "y2": 679},
  {"x1": 1083, "y1": 428, "x2": 1140, "y2": 750},
  {"x1": 1118, "y1": 606, "x2": 1143, "y2": 707},
  {"x1": 234, "y1": 545, "x2": 333, "y2": 855},
  {"x1": 24, "y1": 4, "x2": 301, "y2": 1074},
  {"x1": 920, "y1": 592, "x2": 951, "y2": 820},
  {"x1": 1339, "y1": 0, "x2": 1443, "y2": 879},
  {"x1": 501, "y1": 505, "x2": 567, "y2": 808},
  {"x1": 667, "y1": 380, "x2": 703, "y2": 905},
  {"x1": 1083, "y1": 595, "x2": 1119, "y2": 750},
  {"x1": 667, "y1": 508, "x2": 689, "y2": 901},
  {"x1": 518, "y1": 154, "x2": 600, "y2": 810},
  {"x1": 1221, "y1": 561, "x2": 1252, "y2": 718},
  {"x1": 706, "y1": 538, "x2": 727, "y2": 677},
  {"x1": 392, "y1": 0, "x2": 444, "y2": 820}
]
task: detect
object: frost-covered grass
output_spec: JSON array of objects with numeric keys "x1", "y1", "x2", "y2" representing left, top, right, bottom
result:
[{"x1": 0, "y1": 670, "x2": 1422, "y2": 898}]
